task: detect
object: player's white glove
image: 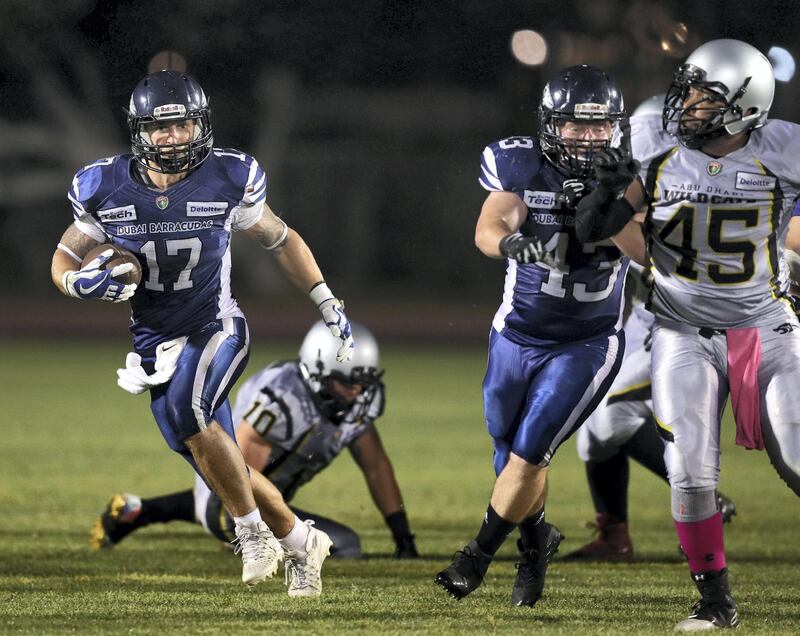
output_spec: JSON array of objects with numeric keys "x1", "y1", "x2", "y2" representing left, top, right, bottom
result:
[
  {"x1": 62, "y1": 249, "x2": 137, "y2": 303},
  {"x1": 116, "y1": 337, "x2": 187, "y2": 394},
  {"x1": 309, "y1": 283, "x2": 354, "y2": 362}
]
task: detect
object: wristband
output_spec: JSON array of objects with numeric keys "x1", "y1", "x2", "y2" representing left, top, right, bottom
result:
[
  {"x1": 61, "y1": 270, "x2": 78, "y2": 297},
  {"x1": 498, "y1": 232, "x2": 521, "y2": 257},
  {"x1": 309, "y1": 281, "x2": 334, "y2": 306}
]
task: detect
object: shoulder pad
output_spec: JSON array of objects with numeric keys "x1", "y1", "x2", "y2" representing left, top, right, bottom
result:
[
  {"x1": 231, "y1": 363, "x2": 285, "y2": 422},
  {"x1": 750, "y1": 120, "x2": 800, "y2": 185},
  {"x1": 480, "y1": 137, "x2": 543, "y2": 192},
  {"x1": 630, "y1": 114, "x2": 673, "y2": 160},
  {"x1": 68, "y1": 156, "x2": 122, "y2": 220},
  {"x1": 212, "y1": 148, "x2": 267, "y2": 205}
]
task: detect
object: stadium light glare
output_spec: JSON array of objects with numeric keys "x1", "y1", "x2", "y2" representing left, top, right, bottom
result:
[
  {"x1": 768, "y1": 46, "x2": 795, "y2": 82},
  {"x1": 510, "y1": 30, "x2": 548, "y2": 66}
]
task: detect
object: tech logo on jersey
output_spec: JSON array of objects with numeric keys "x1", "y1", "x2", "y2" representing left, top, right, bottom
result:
[
  {"x1": 523, "y1": 190, "x2": 560, "y2": 210},
  {"x1": 97, "y1": 205, "x2": 137, "y2": 223},
  {"x1": 706, "y1": 160, "x2": 722, "y2": 177}
]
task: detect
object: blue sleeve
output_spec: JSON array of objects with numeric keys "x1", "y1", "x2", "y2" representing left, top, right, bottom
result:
[
  {"x1": 67, "y1": 157, "x2": 116, "y2": 221},
  {"x1": 479, "y1": 137, "x2": 542, "y2": 192},
  {"x1": 215, "y1": 148, "x2": 267, "y2": 205},
  {"x1": 793, "y1": 197, "x2": 800, "y2": 217}
]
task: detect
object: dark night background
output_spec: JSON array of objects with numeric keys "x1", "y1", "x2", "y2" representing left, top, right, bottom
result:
[{"x1": 2, "y1": 0, "x2": 798, "y2": 341}]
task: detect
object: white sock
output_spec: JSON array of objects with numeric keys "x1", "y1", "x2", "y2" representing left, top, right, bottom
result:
[
  {"x1": 279, "y1": 516, "x2": 310, "y2": 555},
  {"x1": 233, "y1": 508, "x2": 263, "y2": 531}
]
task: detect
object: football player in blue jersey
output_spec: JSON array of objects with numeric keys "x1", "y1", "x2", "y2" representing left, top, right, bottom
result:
[
  {"x1": 434, "y1": 65, "x2": 630, "y2": 607},
  {"x1": 50, "y1": 70, "x2": 354, "y2": 596},
  {"x1": 88, "y1": 321, "x2": 419, "y2": 560}
]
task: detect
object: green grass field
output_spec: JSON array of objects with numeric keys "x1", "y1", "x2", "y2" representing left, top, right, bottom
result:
[{"x1": 1, "y1": 337, "x2": 798, "y2": 634}]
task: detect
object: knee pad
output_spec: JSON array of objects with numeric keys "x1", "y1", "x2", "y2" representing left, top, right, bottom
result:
[{"x1": 671, "y1": 487, "x2": 717, "y2": 522}]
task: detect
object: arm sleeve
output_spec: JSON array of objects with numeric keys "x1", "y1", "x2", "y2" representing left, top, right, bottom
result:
[
  {"x1": 478, "y1": 138, "x2": 540, "y2": 193},
  {"x1": 229, "y1": 153, "x2": 267, "y2": 231},
  {"x1": 68, "y1": 164, "x2": 108, "y2": 242},
  {"x1": 479, "y1": 145, "x2": 505, "y2": 192}
]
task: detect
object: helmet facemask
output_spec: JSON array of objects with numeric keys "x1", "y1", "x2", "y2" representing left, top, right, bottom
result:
[
  {"x1": 539, "y1": 112, "x2": 617, "y2": 179},
  {"x1": 300, "y1": 360, "x2": 384, "y2": 424},
  {"x1": 663, "y1": 63, "x2": 753, "y2": 149},
  {"x1": 130, "y1": 109, "x2": 213, "y2": 174}
]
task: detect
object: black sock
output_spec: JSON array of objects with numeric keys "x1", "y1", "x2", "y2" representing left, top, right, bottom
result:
[
  {"x1": 385, "y1": 510, "x2": 413, "y2": 542},
  {"x1": 518, "y1": 507, "x2": 547, "y2": 551},
  {"x1": 621, "y1": 418, "x2": 669, "y2": 482},
  {"x1": 135, "y1": 489, "x2": 195, "y2": 528},
  {"x1": 586, "y1": 451, "x2": 629, "y2": 521},
  {"x1": 475, "y1": 505, "x2": 516, "y2": 556}
]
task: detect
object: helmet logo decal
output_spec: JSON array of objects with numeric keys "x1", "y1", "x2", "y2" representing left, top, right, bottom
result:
[
  {"x1": 541, "y1": 83, "x2": 554, "y2": 108},
  {"x1": 574, "y1": 103, "x2": 608, "y2": 119},
  {"x1": 155, "y1": 195, "x2": 169, "y2": 209},
  {"x1": 706, "y1": 160, "x2": 723, "y2": 177},
  {"x1": 153, "y1": 104, "x2": 187, "y2": 120}
]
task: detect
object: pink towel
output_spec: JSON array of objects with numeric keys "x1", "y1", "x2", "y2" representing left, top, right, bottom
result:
[{"x1": 726, "y1": 327, "x2": 764, "y2": 450}]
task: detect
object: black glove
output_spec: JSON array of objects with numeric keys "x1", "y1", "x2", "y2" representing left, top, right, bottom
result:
[
  {"x1": 594, "y1": 147, "x2": 641, "y2": 194},
  {"x1": 499, "y1": 232, "x2": 549, "y2": 265},
  {"x1": 393, "y1": 534, "x2": 420, "y2": 559},
  {"x1": 560, "y1": 179, "x2": 587, "y2": 208}
]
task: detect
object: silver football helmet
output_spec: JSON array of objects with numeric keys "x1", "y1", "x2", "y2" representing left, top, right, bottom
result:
[
  {"x1": 663, "y1": 39, "x2": 774, "y2": 148},
  {"x1": 298, "y1": 320, "x2": 383, "y2": 422}
]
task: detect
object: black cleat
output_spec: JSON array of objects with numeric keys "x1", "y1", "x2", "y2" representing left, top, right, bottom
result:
[
  {"x1": 89, "y1": 493, "x2": 142, "y2": 550},
  {"x1": 511, "y1": 522, "x2": 564, "y2": 607},
  {"x1": 674, "y1": 569, "x2": 740, "y2": 632},
  {"x1": 717, "y1": 492, "x2": 737, "y2": 524},
  {"x1": 434, "y1": 540, "x2": 492, "y2": 600}
]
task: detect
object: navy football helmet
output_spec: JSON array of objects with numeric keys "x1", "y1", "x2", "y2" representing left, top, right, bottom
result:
[
  {"x1": 127, "y1": 71, "x2": 213, "y2": 174},
  {"x1": 538, "y1": 65, "x2": 625, "y2": 178},
  {"x1": 298, "y1": 320, "x2": 384, "y2": 424}
]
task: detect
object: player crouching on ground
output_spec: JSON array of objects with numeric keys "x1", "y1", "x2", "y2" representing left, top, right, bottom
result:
[{"x1": 90, "y1": 321, "x2": 419, "y2": 572}]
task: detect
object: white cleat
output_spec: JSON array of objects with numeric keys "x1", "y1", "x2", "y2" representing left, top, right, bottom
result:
[
  {"x1": 233, "y1": 521, "x2": 283, "y2": 586},
  {"x1": 284, "y1": 521, "x2": 333, "y2": 597}
]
